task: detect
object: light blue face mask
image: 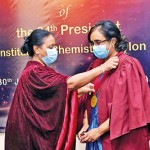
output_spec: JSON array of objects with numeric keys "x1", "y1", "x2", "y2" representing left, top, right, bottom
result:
[
  {"x1": 93, "y1": 45, "x2": 109, "y2": 59},
  {"x1": 42, "y1": 48, "x2": 58, "y2": 65}
]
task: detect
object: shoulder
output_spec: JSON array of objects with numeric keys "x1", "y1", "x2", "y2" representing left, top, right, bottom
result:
[
  {"x1": 22, "y1": 61, "x2": 67, "y2": 82},
  {"x1": 22, "y1": 61, "x2": 53, "y2": 76},
  {"x1": 118, "y1": 53, "x2": 142, "y2": 69},
  {"x1": 117, "y1": 53, "x2": 146, "y2": 79},
  {"x1": 88, "y1": 59, "x2": 104, "y2": 70}
]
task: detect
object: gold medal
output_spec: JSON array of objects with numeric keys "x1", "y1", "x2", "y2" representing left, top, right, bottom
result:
[{"x1": 91, "y1": 95, "x2": 97, "y2": 107}]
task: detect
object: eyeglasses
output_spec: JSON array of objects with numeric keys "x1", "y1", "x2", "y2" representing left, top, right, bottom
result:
[{"x1": 90, "y1": 39, "x2": 109, "y2": 46}]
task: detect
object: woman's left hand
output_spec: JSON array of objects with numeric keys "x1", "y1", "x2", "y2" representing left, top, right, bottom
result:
[
  {"x1": 80, "y1": 128, "x2": 101, "y2": 143},
  {"x1": 78, "y1": 83, "x2": 95, "y2": 97}
]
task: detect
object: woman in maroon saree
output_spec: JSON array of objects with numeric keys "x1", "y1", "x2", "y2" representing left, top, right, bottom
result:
[
  {"x1": 5, "y1": 29, "x2": 118, "y2": 150},
  {"x1": 78, "y1": 20, "x2": 150, "y2": 150}
]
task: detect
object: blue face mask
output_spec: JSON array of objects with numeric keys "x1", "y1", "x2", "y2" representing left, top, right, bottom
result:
[
  {"x1": 42, "y1": 48, "x2": 58, "y2": 65},
  {"x1": 93, "y1": 45, "x2": 109, "y2": 59}
]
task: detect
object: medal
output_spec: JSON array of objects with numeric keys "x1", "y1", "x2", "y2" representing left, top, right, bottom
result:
[{"x1": 91, "y1": 95, "x2": 97, "y2": 107}]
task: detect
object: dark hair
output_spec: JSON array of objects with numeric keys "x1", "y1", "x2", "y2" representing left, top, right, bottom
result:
[
  {"x1": 21, "y1": 29, "x2": 53, "y2": 56},
  {"x1": 88, "y1": 20, "x2": 128, "y2": 52}
]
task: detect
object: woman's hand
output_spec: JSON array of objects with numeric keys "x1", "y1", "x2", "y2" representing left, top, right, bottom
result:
[
  {"x1": 78, "y1": 124, "x2": 89, "y2": 140},
  {"x1": 78, "y1": 110, "x2": 89, "y2": 140},
  {"x1": 80, "y1": 118, "x2": 110, "y2": 143},
  {"x1": 78, "y1": 83, "x2": 95, "y2": 97},
  {"x1": 102, "y1": 56, "x2": 119, "y2": 72},
  {"x1": 80, "y1": 128, "x2": 101, "y2": 143}
]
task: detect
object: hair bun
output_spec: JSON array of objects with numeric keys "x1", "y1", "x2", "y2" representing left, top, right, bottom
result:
[
  {"x1": 24, "y1": 36, "x2": 29, "y2": 43},
  {"x1": 21, "y1": 36, "x2": 30, "y2": 54}
]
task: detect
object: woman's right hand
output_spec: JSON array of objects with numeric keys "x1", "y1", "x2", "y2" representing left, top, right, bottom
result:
[{"x1": 102, "y1": 56, "x2": 119, "y2": 72}]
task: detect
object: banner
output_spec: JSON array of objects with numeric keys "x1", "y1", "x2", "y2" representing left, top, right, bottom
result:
[{"x1": 0, "y1": 0, "x2": 150, "y2": 132}]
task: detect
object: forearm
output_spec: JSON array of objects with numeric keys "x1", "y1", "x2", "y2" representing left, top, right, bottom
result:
[
  {"x1": 80, "y1": 110, "x2": 89, "y2": 132},
  {"x1": 67, "y1": 56, "x2": 119, "y2": 91},
  {"x1": 77, "y1": 88, "x2": 83, "y2": 98},
  {"x1": 83, "y1": 110, "x2": 89, "y2": 128},
  {"x1": 97, "y1": 118, "x2": 110, "y2": 136},
  {"x1": 67, "y1": 65, "x2": 104, "y2": 91}
]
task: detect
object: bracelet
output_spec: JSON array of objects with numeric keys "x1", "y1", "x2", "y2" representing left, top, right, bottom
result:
[{"x1": 101, "y1": 64, "x2": 105, "y2": 73}]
